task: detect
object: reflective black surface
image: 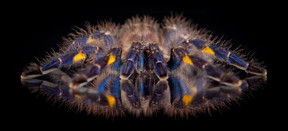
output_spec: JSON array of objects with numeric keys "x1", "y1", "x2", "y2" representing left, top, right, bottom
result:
[{"x1": 20, "y1": 69, "x2": 267, "y2": 117}]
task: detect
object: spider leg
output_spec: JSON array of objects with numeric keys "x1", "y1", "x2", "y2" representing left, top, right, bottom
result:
[
  {"x1": 21, "y1": 45, "x2": 101, "y2": 79},
  {"x1": 21, "y1": 29, "x2": 118, "y2": 80},
  {"x1": 187, "y1": 39, "x2": 267, "y2": 76},
  {"x1": 66, "y1": 36, "x2": 92, "y2": 51},
  {"x1": 66, "y1": 31, "x2": 115, "y2": 51},
  {"x1": 71, "y1": 47, "x2": 122, "y2": 88},
  {"x1": 149, "y1": 44, "x2": 168, "y2": 80},
  {"x1": 168, "y1": 47, "x2": 242, "y2": 87},
  {"x1": 120, "y1": 42, "x2": 142, "y2": 79},
  {"x1": 135, "y1": 48, "x2": 145, "y2": 73}
]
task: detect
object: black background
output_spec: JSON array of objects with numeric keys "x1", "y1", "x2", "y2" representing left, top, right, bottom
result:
[{"x1": 6, "y1": 6, "x2": 280, "y2": 129}]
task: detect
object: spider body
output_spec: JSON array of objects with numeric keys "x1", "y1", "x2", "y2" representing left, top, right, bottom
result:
[{"x1": 21, "y1": 15, "x2": 267, "y2": 116}]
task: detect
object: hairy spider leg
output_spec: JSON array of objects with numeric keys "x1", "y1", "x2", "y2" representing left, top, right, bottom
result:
[
  {"x1": 66, "y1": 36, "x2": 92, "y2": 51},
  {"x1": 21, "y1": 29, "x2": 119, "y2": 80},
  {"x1": 120, "y1": 42, "x2": 142, "y2": 79},
  {"x1": 149, "y1": 44, "x2": 168, "y2": 80},
  {"x1": 144, "y1": 48, "x2": 155, "y2": 74},
  {"x1": 21, "y1": 45, "x2": 101, "y2": 79},
  {"x1": 188, "y1": 39, "x2": 267, "y2": 76},
  {"x1": 66, "y1": 31, "x2": 115, "y2": 51},
  {"x1": 168, "y1": 47, "x2": 242, "y2": 87},
  {"x1": 167, "y1": 47, "x2": 187, "y2": 70},
  {"x1": 135, "y1": 47, "x2": 145, "y2": 73},
  {"x1": 70, "y1": 48, "x2": 122, "y2": 88}
]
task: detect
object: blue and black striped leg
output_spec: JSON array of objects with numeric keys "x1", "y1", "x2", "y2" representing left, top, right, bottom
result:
[
  {"x1": 149, "y1": 44, "x2": 168, "y2": 80},
  {"x1": 209, "y1": 45, "x2": 266, "y2": 76},
  {"x1": 120, "y1": 42, "x2": 142, "y2": 79},
  {"x1": 21, "y1": 48, "x2": 93, "y2": 80},
  {"x1": 71, "y1": 48, "x2": 122, "y2": 88},
  {"x1": 135, "y1": 48, "x2": 145, "y2": 73},
  {"x1": 121, "y1": 79, "x2": 141, "y2": 108},
  {"x1": 188, "y1": 39, "x2": 267, "y2": 76},
  {"x1": 167, "y1": 47, "x2": 186, "y2": 70}
]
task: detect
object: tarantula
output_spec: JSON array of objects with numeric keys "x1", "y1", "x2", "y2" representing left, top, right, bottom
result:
[{"x1": 21, "y1": 15, "x2": 267, "y2": 116}]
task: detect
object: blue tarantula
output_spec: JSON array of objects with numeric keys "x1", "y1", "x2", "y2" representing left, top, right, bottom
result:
[{"x1": 21, "y1": 15, "x2": 267, "y2": 116}]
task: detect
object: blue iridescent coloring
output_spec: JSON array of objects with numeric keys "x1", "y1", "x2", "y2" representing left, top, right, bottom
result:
[
  {"x1": 103, "y1": 35, "x2": 114, "y2": 46},
  {"x1": 82, "y1": 46, "x2": 96, "y2": 55},
  {"x1": 82, "y1": 65, "x2": 101, "y2": 78},
  {"x1": 92, "y1": 32, "x2": 104, "y2": 39},
  {"x1": 228, "y1": 53, "x2": 248, "y2": 69},
  {"x1": 189, "y1": 39, "x2": 206, "y2": 49},
  {"x1": 209, "y1": 45, "x2": 229, "y2": 60},
  {"x1": 97, "y1": 75, "x2": 113, "y2": 93},
  {"x1": 60, "y1": 51, "x2": 78, "y2": 65},
  {"x1": 66, "y1": 36, "x2": 89, "y2": 51},
  {"x1": 137, "y1": 51, "x2": 145, "y2": 71},
  {"x1": 121, "y1": 61, "x2": 135, "y2": 76},
  {"x1": 168, "y1": 77, "x2": 183, "y2": 98},
  {"x1": 110, "y1": 77, "x2": 121, "y2": 98},
  {"x1": 41, "y1": 59, "x2": 61, "y2": 71}
]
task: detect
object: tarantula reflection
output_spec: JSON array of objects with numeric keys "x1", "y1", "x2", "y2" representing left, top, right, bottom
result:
[{"x1": 21, "y1": 15, "x2": 267, "y2": 116}]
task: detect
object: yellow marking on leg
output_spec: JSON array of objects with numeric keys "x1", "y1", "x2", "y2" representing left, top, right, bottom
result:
[
  {"x1": 202, "y1": 46, "x2": 215, "y2": 55},
  {"x1": 183, "y1": 95, "x2": 193, "y2": 106},
  {"x1": 107, "y1": 54, "x2": 116, "y2": 65},
  {"x1": 182, "y1": 87, "x2": 198, "y2": 106},
  {"x1": 73, "y1": 51, "x2": 86, "y2": 63},
  {"x1": 87, "y1": 35, "x2": 96, "y2": 44},
  {"x1": 106, "y1": 95, "x2": 116, "y2": 108},
  {"x1": 183, "y1": 55, "x2": 193, "y2": 65},
  {"x1": 74, "y1": 94, "x2": 83, "y2": 100}
]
